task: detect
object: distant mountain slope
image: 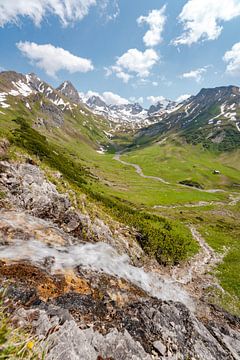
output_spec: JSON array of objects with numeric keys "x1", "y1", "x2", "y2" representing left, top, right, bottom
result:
[
  {"x1": 0, "y1": 71, "x2": 111, "y2": 149},
  {"x1": 83, "y1": 94, "x2": 181, "y2": 130},
  {"x1": 84, "y1": 94, "x2": 150, "y2": 129},
  {"x1": 1, "y1": 70, "x2": 239, "y2": 151},
  {"x1": 137, "y1": 86, "x2": 240, "y2": 151}
]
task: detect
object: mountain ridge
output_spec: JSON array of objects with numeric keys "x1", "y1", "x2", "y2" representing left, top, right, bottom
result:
[{"x1": 0, "y1": 70, "x2": 240, "y2": 150}]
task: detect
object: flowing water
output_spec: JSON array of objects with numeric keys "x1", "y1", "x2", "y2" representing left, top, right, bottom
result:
[{"x1": 0, "y1": 231, "x2": 194, "y2": 310}]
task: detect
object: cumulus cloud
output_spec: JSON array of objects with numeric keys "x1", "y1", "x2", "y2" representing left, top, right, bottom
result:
[
  {"x1": 17, "y1": 41, "x2": 94, "y2": 77},
  {"x1": 0, "y1": 0, "x2": 99, "y2": 27},
  {"x1": 107, "y1": 48, "x2": 159, "y2": 83},
  {"x1": 81, "y1": 90, "x2": 128, "y2": 105},
  {"x1": 176, "y1": 94, "x2": 191, "y2": 103},
  {"x1": 224, "y1": 42, "x2": 240, "y2": 76},
  {"x1": 179, "y1": 67, "x2": 208, "y2": 83},
  {"x1": 102, "y1": 91, "x2": 128, "y2": 105},
  {"x1": 137, "y1": 6, "x2": 166, "y2": 47},
  {"x1": 173, "y1": 0, "x2": 240, "y2": 46},
  {"x1": 147, "y1": 95, "x2": 166, "y2": 105}
]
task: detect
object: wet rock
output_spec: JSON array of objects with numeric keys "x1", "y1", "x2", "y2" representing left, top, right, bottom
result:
[{"x1": 0, "y1": 262, "x2": 91, "y2": 302}]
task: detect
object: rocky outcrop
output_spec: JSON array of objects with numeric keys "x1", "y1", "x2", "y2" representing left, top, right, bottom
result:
[
  {"x1": 10, "y1": 295, "x2": 240, "y2": 360},
  {"x1": 39, "y1": 101, "x2": 64, "y2": 127},
  {"x1": 1, "y1": 158, "x2": 240, "y2": 360},
  {"x1": 57, "y1": 81, "x2": 81, "y2": 104},
  {"x1": 0, "y1": 160, "x2": 144, "y2": 260}
]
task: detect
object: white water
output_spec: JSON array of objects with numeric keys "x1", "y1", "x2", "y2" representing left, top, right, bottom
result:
[{"x1": 0, "y1": 239, "x2": 194, "y2": 310}]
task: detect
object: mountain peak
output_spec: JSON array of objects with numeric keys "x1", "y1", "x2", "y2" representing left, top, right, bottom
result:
[
  {"x1": 57, "y1": 81, "x2": 80, "y2": 104},
  {"x1": 86, "y1": 95, "x2": 107, "y2": 108},
  {"x1": 148, "y1": 98, "x2": 177, "y2": 116}
]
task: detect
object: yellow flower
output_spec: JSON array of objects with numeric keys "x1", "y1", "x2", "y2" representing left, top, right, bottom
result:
[{"x1": 27, "y1": 341, "x2": 34, "y2": 350}]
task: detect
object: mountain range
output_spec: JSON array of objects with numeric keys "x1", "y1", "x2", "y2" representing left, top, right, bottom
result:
[
  {"x1": 1, "y1": 69, "x2": 240, "y2": 359},
  {"x1": 0, "y1": 70, "x2": 239, "y2": 151}
]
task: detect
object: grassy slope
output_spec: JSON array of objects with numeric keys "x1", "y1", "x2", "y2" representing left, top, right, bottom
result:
[
  {"x1": 122, "y1": 138, "x2": 240, "y2": 190},
  {"x1": 1, "y1": 94, "x2": 240, "y2": 311},
  {"x1": 1, "y1": 111, "x2": 198, "y2": 265},
  {"x1": 119, "y1": 137, "x2": 240, "y2": 311},
  {"x1": 44, "y1": 128, "x2": 229, "y2": 207}
]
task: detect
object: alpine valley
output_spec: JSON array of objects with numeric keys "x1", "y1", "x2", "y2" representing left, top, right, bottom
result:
[{"x1": 0, "y1": 70, "x2": 240, "y2": 360}]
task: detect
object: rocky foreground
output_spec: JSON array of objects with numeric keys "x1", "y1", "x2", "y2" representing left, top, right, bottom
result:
[{"x1": 0, "y1": 146, "x2": 239, "y2": 359}]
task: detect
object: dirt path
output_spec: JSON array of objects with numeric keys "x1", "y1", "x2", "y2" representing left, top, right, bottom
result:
[
  {"x1": 114, "y1": 151, "x2": 240, "y2": 207},
  {"x1": 172, "y1": 226, "x2": 222, "y2": 285},
  {"x1": 113, "y1": 152, "x2": 169, "y2": 184}
]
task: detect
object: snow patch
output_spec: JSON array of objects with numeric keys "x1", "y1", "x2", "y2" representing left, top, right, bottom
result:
[
  {"x1": 11, "y1": 80, "x2": 33, "y2": 97},
  {"x1": 0, "y1": 93, "x2": 10, "y2": 108}
]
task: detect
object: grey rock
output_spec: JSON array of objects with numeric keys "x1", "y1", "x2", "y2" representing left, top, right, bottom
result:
[
  {"x1": 153, "y1": 340, "x2": 166, "y2": 355},
  {"x1": 57, "y1": 81, "x2": 80, "y2": 104},
  {"x1": 46, "y1": 321, "x2": 152, "y2": 360},
  {"x1": 0, "y1": 161, "x2": 144, "y2": 260}
]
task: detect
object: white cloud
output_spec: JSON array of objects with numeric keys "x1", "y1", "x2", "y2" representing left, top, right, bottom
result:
[
  {"x1": 17, "y1": 41, "x2": 94, "y2": 77},
  {"x1": 0, "y1": 0, "x2": 99, "y2": 27},
  {"x1": 173, "y1": 0, "x2": 240, "y2": 46},
  {"x1": 152, "y1": 81, "x2": 158, "y2": 86},
  {"x1": 179, "y1": 67, "x2": 208, "y2": 83},
  {"x1": 80, "y1": 90, "x2": 101, "y2": 101},
  {"x1": 129, "y1": 96, "x2": 144, "y2": 104},
  {"x1": 108, "y1": 48, "x2": 159, "y2": 83},
  {"x1": 81, "y1": 90, "x2": 128, "y2": 105},
  {"x1": 102, "y1": 91, "x2": 128, "y2": 105},
  {"x1": 176, "y1": 94, "x2": 191, "y2": 103},
  {"x1": 147, "y1": 96, "x2": 166, "y2": 105},
  {"x1": 105, "y1": 66, "x2": 131, "y2": 84},
  {"x1": 99, "y1": 0, "x2": 120, "y2": 22},
  {"x1": 116, "y1": 49, "x2": 159, "y2": 77},
  {"x1": 137, "y1": 6, "x2": 166, "y2": 47},
  {"x1": 223, "y1": 42, "x2": 240, "y2": 76}
]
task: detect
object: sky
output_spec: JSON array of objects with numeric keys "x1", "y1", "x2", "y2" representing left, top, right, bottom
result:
[{"x1": 0, "y1": 0, "x2": 240, "y2": 107}]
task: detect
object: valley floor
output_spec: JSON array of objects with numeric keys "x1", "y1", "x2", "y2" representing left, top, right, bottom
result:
[{"x1": 0, "y1": 150, "x2": 240, "y2": 359}]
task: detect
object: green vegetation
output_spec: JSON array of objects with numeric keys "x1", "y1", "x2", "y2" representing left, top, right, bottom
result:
[
  {"x1": 1, "y1": 89, "x2": 240, "y2": 314},
  {"x1": 184, "y1": 125, "x2": 240, "y2": 152},
  {"x1": 11, "y1": 117, "x2": 88, "y2": 186},
  {"x1": 199, "y1": 221, "x2": 240, "y2": 298},
  {"x1": 87, "y1": 192, "x2": 198, "y2": 264},
  {"x1": 9, "y1": 116, "x2": 198, "y2": 265},
  {"x1": 0, "y1": 290, "x2": 45, "y2": 359},
  {"x1": 152, "y1": 203, "x2": 240, "y2": 314},
  {"x1": 122, "y1": 138, "x2": 240, "y2": 190}
]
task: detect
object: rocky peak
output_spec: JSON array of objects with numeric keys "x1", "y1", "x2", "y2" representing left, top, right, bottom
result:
[
  {"x1": 87, "y1": 95, "x2": 107, "y2": 108},
  {"x1": 196, "y1": 85, "x2": 240, "y2": 104},
  {"x1": 57, "y1": 81, "x2": 80, "y2": 104},
  {"x1": 148, "y1": 99, "x2": 177, "y2": 116},
  {"x1": 0, "y1": 71, "x2": 28, "y2": 93},
  {"x1": 110, "y1": 102, "x2": 144, "y2": 114},
  {"x1": 128, "y1": 103, "x2": 144, "y2": 115}
]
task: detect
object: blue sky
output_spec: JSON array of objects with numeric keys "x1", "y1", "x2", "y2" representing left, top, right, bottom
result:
[{"x1": 0, "y1": 0, "x2": 240, "y2": 107}]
